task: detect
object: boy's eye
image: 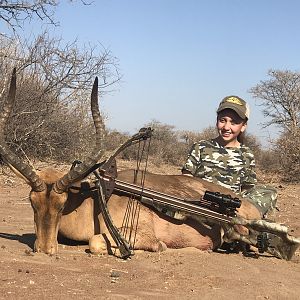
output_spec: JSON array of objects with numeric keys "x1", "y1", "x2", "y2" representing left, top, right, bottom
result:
[{"x1": 232, "y1": 119, "x2": 242, "y2": 125}]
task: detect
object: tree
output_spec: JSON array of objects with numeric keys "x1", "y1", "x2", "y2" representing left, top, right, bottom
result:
[
  {"x1": 0, "y1": 0, "x2": 58, "y2": 31},
  {"x1": 0, "y1": 33, "x2": 121, "y2": 162},
  {"x1": 0, "y1": 33, "x2": 120, "y2": 96},
  {"x1": 250, "y1": 69, "x2": 300, "y2": 133},
  {"x1": 0, "y1": 1, "x2": 121, "y2": 165},
  {"x1": 0, "y1": 1, "x2": 88, "y2": 33},
  {"x1": 250, "y1": 70, "x2": 300, "y2": 181}
]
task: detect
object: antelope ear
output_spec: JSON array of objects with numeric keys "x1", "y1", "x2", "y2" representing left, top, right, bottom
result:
[{"x1": 68, "y1": 181, "x2": 82, "y2": 194}]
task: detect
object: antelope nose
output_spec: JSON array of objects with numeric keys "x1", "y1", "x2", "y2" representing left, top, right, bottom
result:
[
  {"x1": 43, "y1": 244, "x2": 58, "y2": 255},
  {"x1": 47, "y1": 245, "x2": 57, "y2": 255},
  {"x1": 34, "y1": 240, "x2": 58, "y2": 255}
]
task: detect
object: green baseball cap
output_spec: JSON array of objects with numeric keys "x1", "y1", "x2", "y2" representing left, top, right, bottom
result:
[{"x1": 217, "y1": 95, "x2": 250, "y2": 120}]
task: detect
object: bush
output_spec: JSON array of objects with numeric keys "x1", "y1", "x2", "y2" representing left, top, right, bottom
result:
[
  {"x1": 256, "y1": 149, "x2": 280, "y2": 172},
  {"x1": 180, "y1": 126, "x2": 217, "y2": 149},
  {"x1": 0, "y1": 33, "x2": 120, "y2": 164},
  {"x1": 1, "y1": 74, "x2": 97, "y2": 163},
  {"x1": 275, "y1": 129, "x2": 300, "y2": 182},
  {"x1": 242, "y1": 133, "x2": 262, "y2": 163}
]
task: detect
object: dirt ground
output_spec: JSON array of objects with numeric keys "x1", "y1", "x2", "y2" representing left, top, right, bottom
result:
[{"x1": 0, "y1": 165, "x2": 300, "y2": 300}]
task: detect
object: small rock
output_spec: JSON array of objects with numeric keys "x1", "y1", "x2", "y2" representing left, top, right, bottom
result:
[
  {"x1": 24, "y1": 250, "x2": 34, "y2": 256},
  {"x1": 5, "y1": 178, "x2": 15, "y2": 186},
  {"x1": 110, "y1": 271, "x2": 120, "y2": 278}
]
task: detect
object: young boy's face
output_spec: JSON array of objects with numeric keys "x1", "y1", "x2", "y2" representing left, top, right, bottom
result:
[{"x1": 216, "y1": 109, "x2": 247, "y2": 146}]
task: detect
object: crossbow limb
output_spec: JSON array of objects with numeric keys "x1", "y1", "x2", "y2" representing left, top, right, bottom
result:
[{"x1": 94, "y1": 127, "x2": 153, "y2": 258}]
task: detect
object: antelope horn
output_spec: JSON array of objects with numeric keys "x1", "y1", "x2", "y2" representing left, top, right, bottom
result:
[
  {"x1": 53, "y1": 77, "x2": 106, "y2": 193},
  {"x1": 0, "y1": 68, "x2": 46, "y2": 192}
]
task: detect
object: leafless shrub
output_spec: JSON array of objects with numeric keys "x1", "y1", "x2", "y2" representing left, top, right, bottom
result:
[
  {"x1": 180, "y1": 126, "x2": 217, "y2": 149},
  {"x1": 105, "y1": 130, "x2": 133, "y2": 160},
  {"x1": 242, "y1": 133, "x2": 262, "y2": 163},
  {"x1": 250, "y1": 70, "x2": 300, "y2": 133},
  {"x1": 257, "y1": 149, "x2": 280, "y2": 173},
  {"x1": 1, "y1": 33, "x2": 121, "y2": 98},
  {"x1": 274, "y1": 129, "x2": 300, "y2": 182},
  {"x1": 0, "y1": 0, "x2": 58, "y2": 31},
  {"x1": 250, "y1": 69, "x2": 300, "y2": 182},
  {"x1": 0, "y1": 0, "x2": 89, "y2": 34},
  {"x1": 105, "y1": 130, "x2": 130, "y2": 151},
  {"x1": 0, "y1": 33, "x2": 120, "y2": 163},
  {"x1": 140, "y1": 120, "x2": 185, "y2": 166},
  {"x1": 105, "y1": 121, "x2": 188, "y2": 166}
]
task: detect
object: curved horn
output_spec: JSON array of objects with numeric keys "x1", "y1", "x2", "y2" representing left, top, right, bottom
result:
[
  {"x1": 53, "y1": 77, "x2": 106, "y2": 193},
  {"x1": 0, "y1": 68, "x2": 46, "y2": 192},
  {"x1": 91, "y1": 77, "x2": 106, "y2": 150}
]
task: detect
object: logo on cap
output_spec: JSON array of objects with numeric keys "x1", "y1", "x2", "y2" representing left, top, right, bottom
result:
[{"x1": 224, "y1": 96, "x2": 243, "y2": 106}]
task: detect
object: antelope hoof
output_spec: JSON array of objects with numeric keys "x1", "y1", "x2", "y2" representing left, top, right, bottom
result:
[
  {"x1": 89, "y1": 234, "x2": 108, "y2": 254},
  {"x1": 158, "y1": 241, "x2": 167, "y2": 252}
]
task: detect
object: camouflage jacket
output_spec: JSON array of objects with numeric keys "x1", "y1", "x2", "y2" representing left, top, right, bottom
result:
[{"x1": 182, "y1": 139, "x2": 257, "y2": 192}]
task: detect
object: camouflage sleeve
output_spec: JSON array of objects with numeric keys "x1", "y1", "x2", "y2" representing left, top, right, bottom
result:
[
  {"x1": 181, "y1": 142, "x2": 202, "y2": 176},
  {"x1": 241, "y1": 148, "x2": 257, "y2": 188}
]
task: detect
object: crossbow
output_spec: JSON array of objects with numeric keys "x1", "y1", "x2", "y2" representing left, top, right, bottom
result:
[{"x1": 82, "y1": 127, "x2": 300, "y2": 261}]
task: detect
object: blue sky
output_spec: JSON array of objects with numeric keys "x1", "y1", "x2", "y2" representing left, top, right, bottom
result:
[{"x1": 3, "y1": 0, "x2": 300, "y2": 145}]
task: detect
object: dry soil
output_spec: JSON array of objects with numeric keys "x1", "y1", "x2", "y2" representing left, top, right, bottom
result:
[{"x1": 0, "y1": 165, "x2": 299, "y2": 300}]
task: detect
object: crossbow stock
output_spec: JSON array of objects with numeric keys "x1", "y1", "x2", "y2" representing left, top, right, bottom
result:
[{"x1": 87, "y1": 127, "x2": 300, "y2": 261}]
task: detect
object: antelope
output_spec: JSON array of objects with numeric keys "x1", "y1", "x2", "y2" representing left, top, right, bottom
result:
[{"x1": 0, "y1": 69, "x2": 262, "y2": 256}]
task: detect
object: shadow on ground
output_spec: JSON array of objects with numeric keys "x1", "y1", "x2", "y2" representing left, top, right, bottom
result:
[{"x1": 0, "y1": 232, "x2": 35, "y2": 249}]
